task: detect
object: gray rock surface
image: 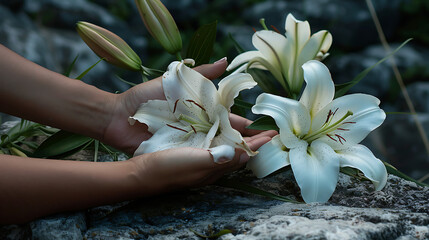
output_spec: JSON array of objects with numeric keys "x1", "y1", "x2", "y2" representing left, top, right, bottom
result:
[{"x1": 0, "y1": 153, "x2": 428, "y2": 240}]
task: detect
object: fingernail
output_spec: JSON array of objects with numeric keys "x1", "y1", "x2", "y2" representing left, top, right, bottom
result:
[
  {"x1": 214, "y1": 57, "x2": 227, "y2": 64},
  {"x1": 216, "y1": 157, "x2": 231, "y2": 164},
  {"x1": 239, "y1": 153, "x2": 250, "y2": 164}
]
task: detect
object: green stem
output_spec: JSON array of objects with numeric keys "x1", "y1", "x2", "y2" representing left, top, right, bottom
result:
[
  {"x1": 175, "y1": 52, "x2": 183, "y2": 61},
  {"x1": 259, "y1": 18, "x2": 268, "y2": 30}
]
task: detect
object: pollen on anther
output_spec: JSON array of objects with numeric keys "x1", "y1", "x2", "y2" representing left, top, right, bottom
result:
[{"x1": 270, "y1": 25, "x2": 281, "y2": 33}]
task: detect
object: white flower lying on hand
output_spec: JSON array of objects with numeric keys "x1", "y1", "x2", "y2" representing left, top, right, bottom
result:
[
  {"x1": 247, "y1": 60, "x2": 387, "y2": 203},
  {"x1": 129, "y1": 59, "x2": 257, "y2": 162},
  {"x1": 227, "y1": 13, "x2": 332, "y2": 97}
]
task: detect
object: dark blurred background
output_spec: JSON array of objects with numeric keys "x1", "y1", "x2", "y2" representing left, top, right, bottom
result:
[{"x1": 0, "y1": 0, "x2": 428, "y2": 180}]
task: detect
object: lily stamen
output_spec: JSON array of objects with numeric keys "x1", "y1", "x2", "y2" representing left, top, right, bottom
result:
[
  {"x1": 166, "y1": 124, "x2": 188, "y2": 133},
  {"x1": 335, "y1": 134, "x2": 346, "y2": 144},
  {"x1": 173, "y1": 99, "x2": 180, "y2": 113},
  {"x1": 270, "y1": 25, "x2": 280, "y2": 34},
  {"x1": 186, "y1": 99, "x2": 206, "y2": 111},
  {"x1": 303, "y1": 110, "x2": 354, "y2": 143},
  {"x1": 326, "y1": 134, "x2": 337, "y2": 142}
]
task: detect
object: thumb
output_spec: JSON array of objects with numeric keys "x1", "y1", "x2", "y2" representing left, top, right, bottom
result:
[{"x1": 193, "y1": 57, "x2": 228, "y2": 80}]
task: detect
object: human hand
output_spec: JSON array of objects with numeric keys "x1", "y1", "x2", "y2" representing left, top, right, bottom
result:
[
  {"x1": 101, "y1": 58, "x2": 276, "y2": 155},
  {"x1": 129, "y1": 131, "x2": 275, "y2": 195}
]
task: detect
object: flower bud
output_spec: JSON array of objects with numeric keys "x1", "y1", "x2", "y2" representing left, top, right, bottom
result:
[
  {"x1": 135, "y1": 0, "x2": 182, "y2": 55},
  {"x1": 76, "y1": 21, "x2": 142, "y2": 71}
]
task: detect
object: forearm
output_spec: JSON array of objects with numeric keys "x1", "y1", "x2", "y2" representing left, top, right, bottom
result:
[
  {"x1": 0, "y1": 44, "x2": 114, "y2": 140},
  {"x1": 0, "y1": 155, "x2": 140, "y2": 224}
]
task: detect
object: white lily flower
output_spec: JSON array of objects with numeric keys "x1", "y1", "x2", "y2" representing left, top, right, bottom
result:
[
  {"x1": 129, "y1": 59, "x2": 257, "y2": 162},
  {"x1": 227, "y1": 13, "x2": 332, "y2": 97},
  {"x1": 247, "y1": 60, "x2": 387, "y2": 203}
]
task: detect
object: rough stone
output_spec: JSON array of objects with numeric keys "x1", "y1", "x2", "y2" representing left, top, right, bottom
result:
[{"x1": 30, "y1": 213, "x2": 86, "y2": 240}]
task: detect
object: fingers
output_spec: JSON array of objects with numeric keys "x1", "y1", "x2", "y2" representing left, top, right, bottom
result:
[
  {"x1": 193, "y1": 57, "x2": 228, "y2": 80},
  {"x1": 229, "y1": 113, "x2": 278, "y2": 137},
  {"x1": 245, "y1": 130, "x2": 278, "y2": 143}
]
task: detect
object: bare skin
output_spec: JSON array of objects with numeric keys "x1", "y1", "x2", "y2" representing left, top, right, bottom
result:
[{"x1": 0, "y1": 45, "x2": 276, "y2": 224}]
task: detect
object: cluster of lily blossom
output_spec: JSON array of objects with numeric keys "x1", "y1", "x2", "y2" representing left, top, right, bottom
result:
[
  {"x1": 77, "y1": 4, "x2": 387, "y2": 204},
  {"x1": 129, "y1": 14, "x2": 387, "y2": 203}
]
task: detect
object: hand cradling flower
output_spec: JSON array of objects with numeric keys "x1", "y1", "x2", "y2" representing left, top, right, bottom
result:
[
  {"x1": 129, "y1": 59, "x2": 257, "y2": 163},
  {"x1": 247, "y1": 60, "x2": 387, "y2": 203}
]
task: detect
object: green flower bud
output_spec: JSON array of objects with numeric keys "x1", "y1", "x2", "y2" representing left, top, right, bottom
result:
[
  {"x1": 76, "y1": 21, "x2": 142, "y2": 71},
  {"x1": 135, "y1": 0, "x2": 182, "y2": 55}
]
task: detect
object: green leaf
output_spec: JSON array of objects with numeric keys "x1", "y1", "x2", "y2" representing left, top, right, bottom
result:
[
  {"x1": 383, "y1": 161, "x2": 429, "y2": 187},
  {"x1": 228, "y1": 33, "x2": 245, "y2": 54},
  {"x1": 75, "y1": 58, "x2": 104, "y2": 80},
  {"x1": 33, "y1": 130, "x2": 93, "y2": 158},
  {"x1": 186, "y1": 21, "x2": 217, "y2": 66},
  {"x1": 63, "y1": 55, "x2": 79, "y2": 77},
  {"x1": 141, "y1": 66, "x2": 164, "y2": 78},
  {"x1": 334, "y1": 38, "x2": 412, "y2": 98},
  {"x1": 248, "y1": 69, "x2": 280, "y2": 94},
  {"x1": 1, "y1": 121, "x2": 47, "y2": 148},
  {"x1": 233, "y1": 98, "x2": 253, "y2": 110},
  {"x1": 216, "y1": 178, "x2": 301, "y2": 204},
  {"x1": 190, "y1": 228, "x2": 232, "y2": 239},
  {"x1": 246, "y1": 116, "x2": 279, "y2": 131},
  {"x1": 386, "y1": 112, "x2": 415, "y2": 115},
  {"x1": 116, "y1": 75, "x2": 137, "y2": 87},
  {"x1": 340, "y1": 167, "x2": 370, "y2": 181}
]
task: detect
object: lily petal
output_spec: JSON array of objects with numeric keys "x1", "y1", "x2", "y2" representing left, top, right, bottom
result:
[
  {"x1": 252, "y1": 93, "x2": 310, "y2": 148},
  {"x1": 218, "y1": 73, "x2": 256, "y2": 110},
  {"x1": 285, "y1": 14, "x2": 311, "y2": 52},
  {"x1": 312, "y1": 94, "x2": 386, "y2": 150},
  {"x1": 247, "y1": 135, "x2": 290, "y2": 178},
  {"x1": 298, "y1": 31, "x2": 332, "y2": 67},
  {"x1": 252, "y1": 30, "x2": 288, "y2": 71},
  {"x1": 300, "y1": 60, "x2": 335, "y2": 117},
  {"x1": 284, "y1": 14, "x2": 311, "y2": 92},
  {"x1": 337, "y1": 144, "x2": 387, "y2": 191},
  {"x1": 247, "y1": 56, "x2": 285, "y2": 88},
  {"x1": 227, "y1": 51, "x2": 264, "y2": 71},
  {"x1": 128, "y1": 100, "x2": 176, "y2": 133},
  {"x1": 289, "y1": 140, "x2": 340, "y2": 203},
  {"x1": 133, "y1": 122, "x2": 207, "y2": 156},
  {"x1": 211, "y1": 106, "x2": 255, "y2": 156},
  {"x1": 163, "y1": 60, "x2": 220, "y2": 117}
]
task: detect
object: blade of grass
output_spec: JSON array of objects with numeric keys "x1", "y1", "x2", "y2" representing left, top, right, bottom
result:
[
  {"x1": 190, "y1": 229, "x2": 232, "y2": 239},
  {"x1": 216, "y1": 178, "x2": 301, "y2": 203},
  {"x1": 63, "y1": 55, "x2": 79, "y2": 77},
  {"x1": 366, "y1": 0, "x2": 429, "y2": 160},
  {"x1": 334, "y1": 39, "x2": 411, "y2": 98},
  {"x1": 383, "y1": 161, "x2": 428, "y2": 187},
  {"x1": 75, "y1": 58, "x2": 104, "y2": 80}
]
